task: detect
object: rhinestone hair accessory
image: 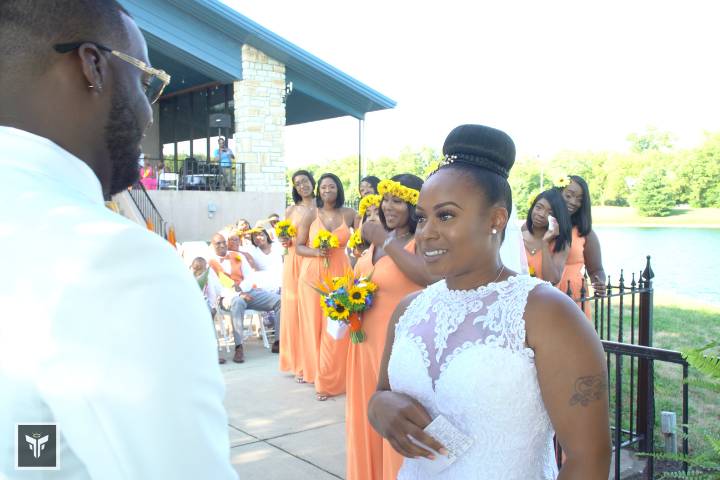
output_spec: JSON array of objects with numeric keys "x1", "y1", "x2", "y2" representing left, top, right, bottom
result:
[{"x1": 441, "y1": 153, "x2": 510, "y2": 178}]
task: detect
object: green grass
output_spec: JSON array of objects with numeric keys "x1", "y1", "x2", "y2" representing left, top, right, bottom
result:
[
  {"x1": 594, "y1": 295, "x2": 720, "y2": 456},
  {"x1": 593, "y1": 206, "x2": 720, "y2": 227}
]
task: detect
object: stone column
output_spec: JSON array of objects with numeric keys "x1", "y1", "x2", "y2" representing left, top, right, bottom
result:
[{"x1": 233, "y1": 45, "x2": 287, "y2": 193}]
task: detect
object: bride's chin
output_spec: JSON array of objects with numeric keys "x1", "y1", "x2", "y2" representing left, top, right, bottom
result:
[{"x1": 423, "y1": 259, "x2": 449, "y2": 277}]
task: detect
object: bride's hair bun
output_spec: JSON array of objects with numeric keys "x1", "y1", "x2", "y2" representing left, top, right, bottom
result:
[{"x1": 442, "y1": 125, "x2": 516, "y2": 179}]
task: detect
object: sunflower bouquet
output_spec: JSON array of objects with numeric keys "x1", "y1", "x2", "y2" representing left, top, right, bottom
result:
[
  {"x1": 313, "y1": 269, "x2": 377, "y2": 344},
  {"x1": 348, "y1": 228, "x2": 363, "y2": 250},
  {"x1": 274, "y1": 219, "x2": 296, "y2": 255},
  {"x1": 312, "y1": 229, "x2": 340, "y2": 268}
]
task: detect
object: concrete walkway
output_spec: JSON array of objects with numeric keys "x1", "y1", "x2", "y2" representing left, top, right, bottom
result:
[
  {"x1": 222, "y1": 339, "x2": 347, "y2": 479},
  {"x1": 221, "y1": 340, "x2": 643, "y2": 480}
]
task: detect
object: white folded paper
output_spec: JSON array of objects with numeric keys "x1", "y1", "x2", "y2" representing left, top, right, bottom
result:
[
  {"x1": 409, "y1": 414, "x2": 474, "y2": 475},
  {"x1": 326, "y1": 317, "x2": 348, "y2": 340}
]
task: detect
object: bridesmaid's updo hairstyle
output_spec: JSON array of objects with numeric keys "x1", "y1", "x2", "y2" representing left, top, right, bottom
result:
[
  {"x1": 379, "y1": 173, "x2": 424, "y2": 234},
  {"x1": 434, "y1": 124, "x2": 515, "y2": 240},
  {"x1": 316, "y1": 173, "x2": 345, "y2": 209},
  {"x1": 569, "y1": 175, "x2": 593, "y2": 237},
  {"x1": 291, "y1": 169, "x2": 316, "y2": 205}
]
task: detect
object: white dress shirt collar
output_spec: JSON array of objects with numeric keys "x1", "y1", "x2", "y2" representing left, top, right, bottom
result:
[{"x1": 0, "y1": 126, "x2": 104, "y2": 205}]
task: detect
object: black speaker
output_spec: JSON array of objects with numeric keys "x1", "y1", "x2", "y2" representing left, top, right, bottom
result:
[{"x1": 209, "y1": 113, "x2": 231, "y2": 128}]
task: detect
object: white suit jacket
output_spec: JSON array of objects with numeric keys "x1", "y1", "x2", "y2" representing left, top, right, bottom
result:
[{"x1": 0, "y1": 127, "x2": 237, "y2": 479}]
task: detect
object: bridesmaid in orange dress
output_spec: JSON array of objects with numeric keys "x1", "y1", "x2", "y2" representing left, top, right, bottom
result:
[
  {"x1": 522, "y1": 188, "x2": 572, "y2": 284},
  {"x1": 295, "y1": 173, "x2": 356, "y2": 400},
  {"x1": 279, "y1": 170, "x2": 316, "y2": 379},
  {"x1": 347, "y1": 175, "x2": 437, "y2": 480},
  {"x1": 354, "y1": 175, "x2": 381, "y2": 230},
  {"x1": 559, "y1": 175, "x2": 607, "y2": 314}
]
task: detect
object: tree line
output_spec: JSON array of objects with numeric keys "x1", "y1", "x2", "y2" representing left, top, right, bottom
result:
[{"x1": 290, "y1": 128, "x2": 720, "y2": 217}]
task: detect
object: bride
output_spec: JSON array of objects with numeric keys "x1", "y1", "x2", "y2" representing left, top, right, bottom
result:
[{"x1": 368, "y1": 125, "x2": 611, "y2": 479}]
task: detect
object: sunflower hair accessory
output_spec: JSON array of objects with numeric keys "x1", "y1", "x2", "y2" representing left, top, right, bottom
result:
[
  {"x1": 554, "y1": 174, "x2": 571, "y2": 188},
  {"x1": 358, "y1": 194, "x2": 382, "y2": 217},
  {"x1": 377, "y1": 179, "x2": 419, "y2": 206}
]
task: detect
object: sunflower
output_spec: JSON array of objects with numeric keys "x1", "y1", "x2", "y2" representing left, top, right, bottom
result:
[
  {"x1": 348, "y1": 229, "x2": 362, "y2": 249},
  {"x1": 326, "y1": 303, "x2": 350, "y2": 320},
  {"x1": 347, "y1": 286, "x2": 368, "y2": 305},
  {"x1": 358, "y1": 194, "x2": 382, "y2": 217},
  {"x1": 359, "y1": 279, "x2": 378, "y2": 293},
  {"x1": 555, "y1": 175, "x2": 571, "y2": 188}
]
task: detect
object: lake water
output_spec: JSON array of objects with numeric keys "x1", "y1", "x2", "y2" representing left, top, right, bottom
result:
[{"x1": 594, "y1": 227, "x2": 720, "y2": 307}]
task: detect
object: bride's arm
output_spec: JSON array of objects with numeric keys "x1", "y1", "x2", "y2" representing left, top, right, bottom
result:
[
  {"x1": 368, "y1": 292, "x2": 446, "y2": 460},
  {"x1": 525, "y1": 285, "x2": 611, "y2": 479}
]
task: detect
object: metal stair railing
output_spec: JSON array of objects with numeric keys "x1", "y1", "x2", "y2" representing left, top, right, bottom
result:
[{"x1": 127, "y1": 181, "x2": 167, "y2": 238}]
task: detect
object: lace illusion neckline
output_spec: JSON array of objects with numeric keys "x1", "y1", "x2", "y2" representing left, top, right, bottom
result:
[{"x1": 439, "y1": 274, "x2": 525, "y2": 296}]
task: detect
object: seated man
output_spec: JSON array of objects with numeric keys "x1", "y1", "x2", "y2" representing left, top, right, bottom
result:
[{"x1": 209, "y1": 233, "x2": 280, "y2": 363}]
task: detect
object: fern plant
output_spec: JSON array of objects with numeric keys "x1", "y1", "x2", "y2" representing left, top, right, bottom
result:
[{"x1": 648, "y1": 342, "x2": 720, "y2": 479}]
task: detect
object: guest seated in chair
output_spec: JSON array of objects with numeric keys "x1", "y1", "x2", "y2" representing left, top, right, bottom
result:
[
  {"x1": 249, "y1": 226, "x2": 283, "y2": 353},
  {"x1": 209, "y1": 233, "x2": 281, "y2": 363}
]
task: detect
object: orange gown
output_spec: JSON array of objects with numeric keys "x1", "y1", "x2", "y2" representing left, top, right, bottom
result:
[
  {"x1": 525, "y1": 246, "x2": 544, "y2": 281},
  {"x1": 346, "y1": 241, "x2": 421, "y2": 480},
  {"x1": 559, "y1": 227, "x2": 591, "y2": 317},
  {"x1": 279, "y1": 239, "x2": 304, "y2": 376},
  {"x1": 297, "y1": 216, "x2": 351, "y2": 394}
]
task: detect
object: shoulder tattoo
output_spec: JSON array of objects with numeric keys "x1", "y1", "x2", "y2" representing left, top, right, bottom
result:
[{"x1": 569, "y1": 374, "x2": 607, "y2": 407}]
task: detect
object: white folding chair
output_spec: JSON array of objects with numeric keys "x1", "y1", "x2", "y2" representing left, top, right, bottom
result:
[
  {"x1": 159, "y1": 172, "x2": 179, "y2": 190},
  {"x1": 214, "y1": 306, "x2": 233, "y2": 353},
  {"x1": 244, "y1": 310, "x2": 277, "y2": 349}
]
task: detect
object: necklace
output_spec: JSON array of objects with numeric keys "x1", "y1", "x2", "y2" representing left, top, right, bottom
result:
[{"x1": 490, "y1": 264, "x2": 506, "y2": 284}]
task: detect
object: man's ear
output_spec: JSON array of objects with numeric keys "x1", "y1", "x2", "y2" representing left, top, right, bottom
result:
[{"x1": 77, "y1": 43, "x2": 107, "y2": 92}]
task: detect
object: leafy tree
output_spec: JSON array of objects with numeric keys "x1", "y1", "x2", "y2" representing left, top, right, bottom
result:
[
  {"x1": 679, "y1": 133, "x2": 720, "y2": 208},
  {"x1": 631, "y1": 168, "x2": 676, "y2": 217},
  {"x1": 286, "y1": 128, "x2": 720, "y2": 212},
  {"x1": 627, "y1": 126, "x2": 675, "y2": 153},
  {"x1": 509, "y1": 156, "x2": 542, "y2": 219}
]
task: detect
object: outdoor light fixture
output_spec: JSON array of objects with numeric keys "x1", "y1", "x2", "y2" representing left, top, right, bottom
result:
[
  {"x1": 282, "y1": 81, "x2": 293, "y2": 104},
  {"x1": 208, "y1": 202, "x2": 218, "y2": 219}
]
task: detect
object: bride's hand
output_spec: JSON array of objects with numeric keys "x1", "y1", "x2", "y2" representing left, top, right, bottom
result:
[{"x1": 369, "y1": 391, "x2": 447, "y2": 459}]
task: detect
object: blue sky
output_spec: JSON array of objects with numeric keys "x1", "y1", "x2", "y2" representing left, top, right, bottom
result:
[{"x1": 223, "y1": 0, "x2": 720, "y2": 168}]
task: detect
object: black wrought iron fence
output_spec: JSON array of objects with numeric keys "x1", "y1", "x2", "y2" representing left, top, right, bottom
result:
[{"x1": 555, "y1": 256, "x2": 692, "y2": 479}]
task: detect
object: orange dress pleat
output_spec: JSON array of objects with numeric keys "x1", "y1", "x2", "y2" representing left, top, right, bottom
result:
[
  {"x1": 346, "y1": 241, "x2": 421, "y2": 480},
  {"x1": 559, "y1": 227, "x2": 591, "y2": 318},
  {"x1": 279, "y1": 243, "x2": 304, "y2": 376},
  {"x1": 296, "y1": 218, "x2": 351, "y2": 394}
]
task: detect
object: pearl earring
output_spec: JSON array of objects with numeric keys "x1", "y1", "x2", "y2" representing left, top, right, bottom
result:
[{"x1": 491, "y1": 228, "x2": 498, "y2": 235}]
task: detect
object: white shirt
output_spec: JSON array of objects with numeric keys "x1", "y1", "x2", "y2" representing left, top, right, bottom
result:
[
  {"x1": 249, "y1": 244, "x2": 284, "y2": 291},
  {"x1": 202, "y1": 268, "x2": 224, "y2": 309},
  {"x1": 0, "y1": 127, "x2": 237, "y2": 479}
]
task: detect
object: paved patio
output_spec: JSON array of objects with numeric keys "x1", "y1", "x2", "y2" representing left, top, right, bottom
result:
[
  {"x1": 221, "y1": 339, "x2": 644, "y2": 480},
  {"x1": 222, "y1": 339, "x2": 347, "y2": 479}
]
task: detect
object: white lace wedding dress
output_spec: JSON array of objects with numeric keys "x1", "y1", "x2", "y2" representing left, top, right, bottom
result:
[{"x1": 388, "y1": 275, "x2": 558, "y2": 479}]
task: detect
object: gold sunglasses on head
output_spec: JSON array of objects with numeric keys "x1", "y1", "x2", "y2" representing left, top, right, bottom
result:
[{"x1": 54, "y1": 41, "x2": 171, "y2": 104}]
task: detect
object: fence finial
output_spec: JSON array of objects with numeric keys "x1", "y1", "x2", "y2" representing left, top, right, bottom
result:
[{"x1": 642, "y1": 255, "x2": 655, "y2": 282}]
